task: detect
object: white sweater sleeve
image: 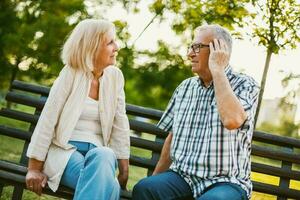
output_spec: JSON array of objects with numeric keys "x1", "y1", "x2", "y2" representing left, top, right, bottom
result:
[{"x1": 26, "y1": 66, "x2": 75, "y2": 161}]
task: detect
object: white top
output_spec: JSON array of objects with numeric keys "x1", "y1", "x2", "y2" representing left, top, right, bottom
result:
[
  {"x1": 26, "y1": 66, "x2": 130, "y2": 192},
  {"x1": 70, "y1": 96, "x2": 104, "y2": 147}
]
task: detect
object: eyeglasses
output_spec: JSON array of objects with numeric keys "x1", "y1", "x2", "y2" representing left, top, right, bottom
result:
[{"x1": 187, "y1": 43, "x2": 210, "y2": 54}]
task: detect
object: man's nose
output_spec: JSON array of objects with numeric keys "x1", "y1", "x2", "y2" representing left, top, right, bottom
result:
[{"x1": 187, "y1": 48, "x2": 194, "y2": 59}]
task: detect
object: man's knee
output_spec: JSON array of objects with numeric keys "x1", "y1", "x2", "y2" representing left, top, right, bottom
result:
[
  {"x1": 198, "y1": 183, "x2": 246, "y2": 200},
  {"x1": 132, "y1": 177, "x2": 157, "y2": 199}
]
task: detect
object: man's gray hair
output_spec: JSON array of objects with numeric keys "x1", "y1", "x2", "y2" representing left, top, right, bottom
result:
[{"x1": 196, "y1": 24, "x2": 232, "y2": 54}]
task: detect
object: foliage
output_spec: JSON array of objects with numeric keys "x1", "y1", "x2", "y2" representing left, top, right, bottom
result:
[
  {"x1": 252, "y1": 0, "x2": 300, "y2": 53},
  {"x1": 148, "y1": 0, "x2": 254, "y2": 38},
  {"x1": 115, "y1": 0, "x2": 254, "y2": 108},
  {"x1": 257, "y1": 116, "x2": 300, "y2": 138},
  {"x1": 252, "y1": 0, "x2": 300, "y2": 123},
  {"x1": 0, "y1": 0, "x2": 88, "y2": 89}
]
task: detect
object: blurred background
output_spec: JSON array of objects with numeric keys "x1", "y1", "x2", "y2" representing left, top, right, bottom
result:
[{"x1": 0, "y1": 0, "x2": 299, "y2": 199}]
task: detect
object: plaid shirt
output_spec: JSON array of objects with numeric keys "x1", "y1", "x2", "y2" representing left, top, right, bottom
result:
[{"x1": 157, "y1": 66, "x2": 259, "y2": 199}]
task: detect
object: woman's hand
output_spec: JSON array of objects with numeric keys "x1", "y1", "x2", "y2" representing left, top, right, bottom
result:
[{"x1": 25, "y1": 169, "x2": 47, "y2": 196}]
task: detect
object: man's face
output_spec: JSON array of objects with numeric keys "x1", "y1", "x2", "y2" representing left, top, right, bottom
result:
[{"x1": 187, "y1": 30, "x2": 212, "y2": 75}]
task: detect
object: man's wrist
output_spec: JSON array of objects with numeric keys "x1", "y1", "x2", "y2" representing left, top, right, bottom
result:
[{"x1": 211, "y1": 69, "x2": 226, "y2": 78}]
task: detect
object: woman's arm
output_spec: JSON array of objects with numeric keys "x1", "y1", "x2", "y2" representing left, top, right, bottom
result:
[
  {"x1": 26, "y1": 66, "x2": 75, "y2": 195},
  {"x1": 117, "y1": 159, "x2": 129, "y2": 190},
  {"x1": 27, "y1": 66, "x2": 75, "y2": 161}
]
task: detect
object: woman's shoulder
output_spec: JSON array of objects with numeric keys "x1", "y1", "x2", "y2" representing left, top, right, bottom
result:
[
  {"x1": 60, "y1": 65, "x2": 77, "y2": 77},
  {"x1": 104, "y1": 65, "x2": 122, "y2": 73},
  {"x1": 104, "y1": 65, "x2": 124, "y2": 78}
]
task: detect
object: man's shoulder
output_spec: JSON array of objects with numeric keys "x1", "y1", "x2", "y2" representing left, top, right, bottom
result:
[
  {"x1": 231, "y1": 71, "x2": 259, "y2": 89},
  {"x1": 177, "y1": 77, "x2": 198, "y2": 90}
]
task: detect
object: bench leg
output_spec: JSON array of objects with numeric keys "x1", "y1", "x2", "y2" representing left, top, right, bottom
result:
[
  {"x1": 0, "y1": 183, "x2": 4, "y2": 197},
  {"x1": 12, "y1": 186, "x2": 24, "y2": 200}
]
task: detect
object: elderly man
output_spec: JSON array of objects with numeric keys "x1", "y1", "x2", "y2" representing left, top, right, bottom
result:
[{"x1": 132, "y1": 24, "x2": 259, "y2": 200}]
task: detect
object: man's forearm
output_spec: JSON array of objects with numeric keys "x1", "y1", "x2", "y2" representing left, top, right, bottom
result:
[
  {"x1": 212, "y1": 71, "x2": 247, "y2": 130},
  {"x1": 153, "y1": 133, "x2": 173, "y2": 175}
]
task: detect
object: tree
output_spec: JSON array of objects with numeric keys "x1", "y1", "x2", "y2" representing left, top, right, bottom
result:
[
  {"x1": 252, "y1": 0, "x2": 300, "y2": 126},
  {"x1": 114, "y1": 0, "x2": 255, "y2": 109},
  {"x1": 0, "y1": 0, "x2": 21, "y2": 89},
  {"x1": 0, "y1": 0, "x2": 88, "y2": 90}
]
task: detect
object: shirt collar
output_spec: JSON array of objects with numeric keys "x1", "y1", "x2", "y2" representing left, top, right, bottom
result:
[{"x1": 197, "y1": 65, "x2": 232, "y2": 88}]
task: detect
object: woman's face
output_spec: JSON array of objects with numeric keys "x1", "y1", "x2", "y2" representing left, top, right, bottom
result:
[{"x1": 94, "y1": 29, "x2": 119, "y2": 69}]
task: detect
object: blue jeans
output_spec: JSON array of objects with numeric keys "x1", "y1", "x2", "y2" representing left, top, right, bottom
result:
[
  {"x1": 60, "y1": 141, "x2": 120, "y2": 200},
  {"x1": 132, "y1": 170, "x2": 248, "y2": 200}
]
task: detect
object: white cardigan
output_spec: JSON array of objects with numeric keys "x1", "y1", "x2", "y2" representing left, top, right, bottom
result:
[{"x1": 26, "y1": 65, "x2": 130, "y2": 191}]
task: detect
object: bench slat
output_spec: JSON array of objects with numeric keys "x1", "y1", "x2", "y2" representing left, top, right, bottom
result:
[
  {"x1": 0, "y1": 108, "x2": 38, "y2": 124},
  {"x1": 129, "y1": 119, "x2": 167, "y2": 138},
  {"x1": 0, "y1": 125, "x2": 31, "y2": 141},
  {"x1": 252, "y1": 162, "x2": 300, "y2": 180},
  {"x1": 252, "y1": 144, "x2": 300, "y2": 164},
  {"x1": 6, "y1": 92, "x2": 45, "y2": 110},
  {"x1": 126, "y1": 104, "x2": 163, "y2": 121},
  {"x1": 253, "y1": 181, "x2": 300, "y2": 199},
  {"x1": 0, "y1": 160, "x2": 27, "y2": 175},
  {"x1": 0, "y1": 108, "x2": 167, "y2": 138},
  {"x1": 253, "y1": 130, "x2": 300, "y2": 149},
  {"x1": 129, "y1": 155, "x2": 156, "y2": 169},
  {"x1": 12, "y1": 80, "x2": 50, "y2": 96},
  {"x1": 130, "y1": 137, "x2": 163, "y2": 152}
]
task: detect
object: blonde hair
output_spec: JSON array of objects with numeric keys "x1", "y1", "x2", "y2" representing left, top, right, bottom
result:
[{"x1": 61, "y1": 19, "x2": 115, "y2": 72}]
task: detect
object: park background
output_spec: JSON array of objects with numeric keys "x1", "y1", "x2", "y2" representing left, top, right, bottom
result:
[{"x1": 0, "y1": 0, "x2": 299, "y2": 199}]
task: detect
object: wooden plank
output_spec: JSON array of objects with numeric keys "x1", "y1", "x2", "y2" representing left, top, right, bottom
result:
[
  {"x1": 130, "y1": 136, "x2": 163, "y2": 152},
  {"x1": 12, "y1": 80, "x2": 50, "y2": 96},
  {"x1": 251, "y1": 162, "x2": 300, "y2": 180},
  {"x1": 126, "y1": 104, "x2": 163, "y2": 121},
  {"x1": 253, "y1": 181, "x2": 300, "y2": 199},
  {"x1": 129, "y1": 119, "x2": 167, "y2": 138},
  {"x1": 0, "y1": 125, "x2": 31, "y2": 141},
  {"x1": 252, "y1": 145, "x2": 300, "y2": 164},
  {"x1": 6, "y1": 92, "x2": 45, "y2": 110},
  {"x1": 129, "y1": 155, "x2": 156, "y2": 169},
  {"x1": 0, "y1": 108, "x2": 38, "y2": 124},
  {"x1": 253, "y1": 130, "x2": 300, "y2": 149},
  {"x1": 0, "y1": 160, "x2": 27, "y2": 175}
]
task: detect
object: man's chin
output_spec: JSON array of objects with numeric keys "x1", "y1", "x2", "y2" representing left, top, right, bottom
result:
[{"x1": 191, "y1": 66, "x2": 198, "y2": 73}]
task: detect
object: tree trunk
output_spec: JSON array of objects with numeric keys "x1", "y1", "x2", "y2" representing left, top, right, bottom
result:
[
  {"x1": 254, "y1": 49, "x2": 273, "y2": 128},
  {"x1": 7, "y1": 63, "x2": 19, "y2": 108}
]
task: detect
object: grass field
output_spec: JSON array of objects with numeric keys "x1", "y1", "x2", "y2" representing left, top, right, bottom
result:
[{"x1": 0, "y1": 104, "x2": 299, "y2": 199}]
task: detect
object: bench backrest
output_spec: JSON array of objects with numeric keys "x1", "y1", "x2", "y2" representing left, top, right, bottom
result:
[{"x1": 0, "y1": 80, "x2": 299, "y2": 199}]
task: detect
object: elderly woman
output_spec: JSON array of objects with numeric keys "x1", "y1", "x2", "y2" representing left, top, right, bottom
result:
[{"x1": 25, "y1": 19, "x2": 130, "y2": 200}]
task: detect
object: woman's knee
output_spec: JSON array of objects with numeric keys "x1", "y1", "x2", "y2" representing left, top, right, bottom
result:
[
  {"x1": 61, "y1": 151, "x2": 84, "y2": 189},
  {"x1": 85, "y1": 147, "x2": 116, "y2": 166}
]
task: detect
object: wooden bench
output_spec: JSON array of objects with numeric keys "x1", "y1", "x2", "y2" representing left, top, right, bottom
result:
[{"x1": 0, "y1": 80, "x2": 299, "y2": 200}]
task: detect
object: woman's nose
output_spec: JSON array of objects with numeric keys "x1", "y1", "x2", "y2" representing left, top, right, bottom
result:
[{"x1": 114, "y1": 43, "x2": 119, "y2": 52}]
